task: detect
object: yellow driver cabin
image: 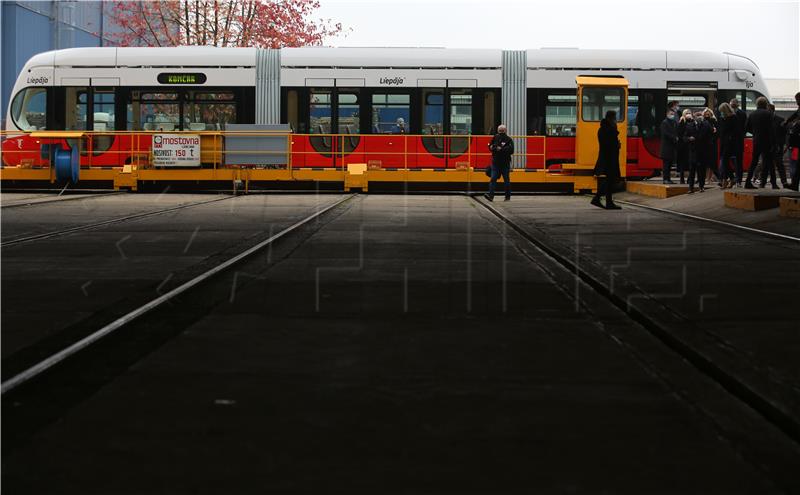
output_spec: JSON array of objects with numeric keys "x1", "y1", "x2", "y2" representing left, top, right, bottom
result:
[{"x1": 565, "y1": 76, "x2": 629, "y2": 182}]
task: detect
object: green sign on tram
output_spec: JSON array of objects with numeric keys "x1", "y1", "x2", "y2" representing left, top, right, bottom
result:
[{"x1": 157, "y1": 73, "x2": 207, "y2": 84}]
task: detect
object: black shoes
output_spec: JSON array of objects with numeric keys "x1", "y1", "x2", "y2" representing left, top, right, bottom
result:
[
  {"x1": 663, "y1": 179, "x2": 675, "y2": 184},
  {"x1": 590, "y1": 197, "x2": 620, "y2": 210},
  {"x1": 504, "y1": 197, "x2": 511, "y2": 202},
  {"x1": 744, "y1": 182, "x2": 756, "y2": 189},
  {"x1": 483, "y1": 193, "x2": 493, "y2": 202}
]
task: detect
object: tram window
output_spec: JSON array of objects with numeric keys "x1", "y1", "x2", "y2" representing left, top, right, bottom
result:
[
  {"x1": 545, "y1": 94, "x2": 576, "y2": 137},
  {"x1": 309, "y1": 90, "x2": 332, "y2": 134},
  {"x1": 65, "y1": 87, "x2": 89, "y2": 130},
  {"x1": 372, "y1": 93, "x2": 410, "y2": 134},
  {"x1": 628, "y1": 95, "x2": 639, "y2": 135},
  {"x1": 10, "y1": 87, "x2": 47, "y2": 131},
  {"x1": 183, "y1": 91, "x2": 236, "y2": 130},
  {"x1": 92, "y1": 88, "x2": 115, "y2": 132},
  {"x1": 422, "y1": 90, "x2": 444, "y2": 135},
  {"x1": 483, "y1": 91, "x2": 495, "y2": 135},
  {"x1": 128, "y1": 92, "x2": 180, "y2": 131},
  {"x1": 286, "y1": 89, "x2": 299, "y2": 132},
  {"x1": 630, "y1": 93, "x2": 654, "y2": 137},
  {"x1": 582, "y1": 87, "x2": 625, "y2": 122},
  {"x1": 744, "y1": 91, "x2": 766, "y2": 114},
  {"x1": 338, "y1": 92, "x2": 360, "y2": 135},
  {"x1": 450, "y1": 91, "x2": 472, "y2": 135},
  {"x1": 669, "y1": 95, "x2": 707, "y2": 114},
  {"x1": 744, "y1": 91, "x2": 767, "y2": 136}
]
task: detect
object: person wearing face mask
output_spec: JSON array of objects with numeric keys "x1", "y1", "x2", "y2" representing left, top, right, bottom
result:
[
  {"x1": 659, "y1": 109, "x2": 679, "y2": 183},
  {"x1": 484, "y1": 124, "x2": 514, "y2": 201},
  {"x1": 702, "y1": 108, "x2": 719, "y2": 185},
  {"x1": 668, "y1": 101, "x2": 680, "y2": 118},
  {"x1": 691, "y1": 110, "x2": 715, "y2": 192},
  {"x1": 591, "y1": 111, "x2": 622, "y2": 209},
  {"x1": 730, "y1": 98, "x2": 747, "y2": 185},
  {"x1": 744, "y1": 96, "x2": 776, "y2": 189},
  {"x1": 717, "y1": 102, "x2": 738, "y2": 188},
  {"x1": 676, "y1": 109, "x2": 695, "y2": 184}
]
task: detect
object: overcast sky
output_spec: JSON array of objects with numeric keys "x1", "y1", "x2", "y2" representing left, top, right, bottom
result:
[{"x1": 317, "y1": 0, "x2": 799, "y2": 80}]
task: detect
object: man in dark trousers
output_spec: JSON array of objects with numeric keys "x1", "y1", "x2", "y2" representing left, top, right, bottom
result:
[
  {"x1": 784, "y1": 92, "x2": 800, "y2": 190},
  {"x1": 744, "y1": 96, "x2": 776, "y2": 189},
  {"x1": 660, "y1": 109, "x2": 679, "y2": 183},
  {"x1": 484, "y1": 124, "x2": 514, "y2": 201},
  {"x1": 730, "y1": 98, "x2": 747, "y2": 185},
  {"x1": 768, "y1": 103, "x2": 790, "y2": 188}
]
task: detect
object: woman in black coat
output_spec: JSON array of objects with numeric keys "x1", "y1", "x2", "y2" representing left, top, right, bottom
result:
[
  {"x1": 683, "y1": 113, "x2": 706, "y2": 192},
  {"x1": 659, "y1": 110, "x2": 679, "y2": 183},
  {"x1": 717, "y1": 102, "x2": 738, "y2": 187},
  {"x1": 703, "y1": 108, "x2": 719, "y2": 184},
  {"x1": 591, "y1": 110, "x2": 622, "y2": 209},
  {"x1": 676, "y1": 110, "x2": 694, "y2": 183}
]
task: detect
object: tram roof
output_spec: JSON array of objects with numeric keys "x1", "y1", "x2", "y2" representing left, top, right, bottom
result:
[{"x1": 21, "y1": 46, "x2": 760, "y2": 75}]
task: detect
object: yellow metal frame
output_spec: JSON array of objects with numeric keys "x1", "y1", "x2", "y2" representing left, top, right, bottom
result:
[
  {"x1": 573, "y1": 76, "x2": 629, "y2": 178},
  {"x1": 1, "y1": 130, "x2": 596, "y2": 193}
]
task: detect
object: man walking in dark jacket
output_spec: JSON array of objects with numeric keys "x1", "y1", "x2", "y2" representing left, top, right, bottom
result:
[
  {"x1": 784, "y1": 92, "x2": 800, "y2": 190},
  {"x1": 745, "y1": 96, "x2": 776, "y2": 188},
  {"x1": 484, "y1": 124, "x2": 514, "y2": 201},
  {"x1": 659, "y1": 110, "x2": 679, "y2": 183},
  {"x1": 767, "y1": 103, "x2": 790, "y2": 188},
  {"x1": 730, "y1": 98, "x2": 747, "y2": 185}
]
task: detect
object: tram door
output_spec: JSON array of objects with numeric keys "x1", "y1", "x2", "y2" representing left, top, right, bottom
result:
[{"x1": 575, "y1": 76, "x2": 628, "y2": 177}]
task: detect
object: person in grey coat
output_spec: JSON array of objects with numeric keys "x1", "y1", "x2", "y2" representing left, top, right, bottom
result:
[{"x1": 659, "y1": 109, "x2": 679, "y2": 183}]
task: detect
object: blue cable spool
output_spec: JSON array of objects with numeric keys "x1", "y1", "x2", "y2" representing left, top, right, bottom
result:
[{"x1": 53, "y1": 144, "x2": 80, "y2": 183}]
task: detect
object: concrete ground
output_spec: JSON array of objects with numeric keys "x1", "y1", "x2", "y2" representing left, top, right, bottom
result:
[
  {"x1": 497, "y1": 194, "x2": 800, "y2": 413},
  {"x1": 616, "y1": 185, "x2": 800, "y2": 237},
  {"x1": 1, "y1": 193, "x2": 344, "y2": 363},
  {"x1": 3, "y1": 194, "x2": 798, "y2": 494}
]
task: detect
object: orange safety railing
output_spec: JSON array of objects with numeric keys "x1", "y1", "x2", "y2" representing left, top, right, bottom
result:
[{"x1": 1, "y1": 130, "x2": 549, "y2": 175}]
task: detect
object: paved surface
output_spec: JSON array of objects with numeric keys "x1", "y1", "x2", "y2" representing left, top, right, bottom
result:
[
  {"x1": 0, "y1": 191, "x2": 122, "y2": 210},
  {"x1": 3, "y1": 194, "x2": 799, "y2": 494},
  {"x1": 617, "y1": 186, "x2": 800, "y2": 237},
  {"x1": 498, "y1": 194, "x2": 800, "y2": 418},
  {"x1": 1, "y1": 193, "x2": 344, "y2": 361}
]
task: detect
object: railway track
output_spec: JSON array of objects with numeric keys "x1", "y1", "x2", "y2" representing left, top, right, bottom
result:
[
  {"x1": 1, "y1": 195, "x2": 234, "y2": 247},
  {"x1": 1, "y1": 194, "x2": 354, "y2": 394},
  {"x1": 614, "y1": 199, "x2": 800, "y2": 244},
  {"x1": 0, "y1": 191, "x2": 124, "y2": 210},
  {"x1": 469, "y1": 194, "x2": 800, "y2": 447}
]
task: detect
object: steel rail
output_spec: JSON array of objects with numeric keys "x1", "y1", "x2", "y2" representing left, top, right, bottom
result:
[
  {"x1": 614, "y1": 199, "x2": 800, "y2": 244},
  {"x1": 1, "y1": 195, "x2": 233, "y2": 248},
  {"x1": 470, "y1": 194, "x2": 800, "y2": 446},
  {"x1": 1, "y1": 194, "x2": 353, "y2": 394}
]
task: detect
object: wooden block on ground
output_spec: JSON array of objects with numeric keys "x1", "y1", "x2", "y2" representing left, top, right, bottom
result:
[
  {"x1": 779, "y1": 196, "x2": 800, "y2": 218},
  {"x1": 626, "y1": 181, "x2": 689, "y2": 198},
  {"x1": 724, "y1": 190, "x2": 781, "y2": 211}
]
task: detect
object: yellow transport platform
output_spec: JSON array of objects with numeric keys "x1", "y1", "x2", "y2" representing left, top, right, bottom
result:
[
  {"x1": 626, "y1": 181, "x2": 689, "y2": 198},
  {"x1": 724, "y1": 190, "x2": 800, "y2": 211},
  {"x1": 0, "y1": 165, "x2": 601, "y2": 193},
  {"x1": 779, "y1": 196, "x2": 800, "y2": 218}
]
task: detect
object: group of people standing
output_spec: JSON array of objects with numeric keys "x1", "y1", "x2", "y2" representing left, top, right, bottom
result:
[
  {"x1": 660, "y1": 92, "x2": 800, "y2": 192},
  {"x1": 484, "y1": 92, "x2": 800, "y2": 207}
]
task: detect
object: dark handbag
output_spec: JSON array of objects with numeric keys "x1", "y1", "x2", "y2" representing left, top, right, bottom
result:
[{"x1": 484, "y1": 165, "x2": 492, "y2": 177}]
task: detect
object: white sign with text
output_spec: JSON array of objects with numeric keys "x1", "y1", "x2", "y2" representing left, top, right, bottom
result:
[{"x1": 152, "y1": 134, "x2": 201, "y2": 167}]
